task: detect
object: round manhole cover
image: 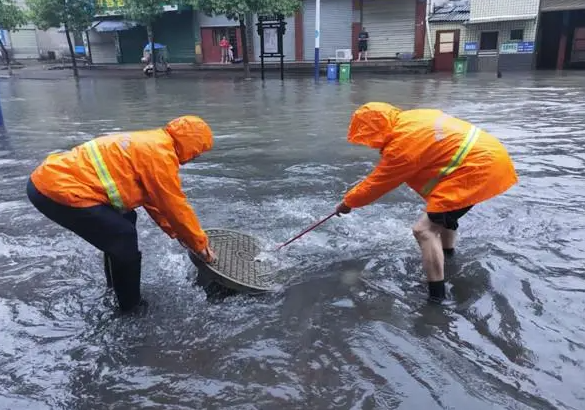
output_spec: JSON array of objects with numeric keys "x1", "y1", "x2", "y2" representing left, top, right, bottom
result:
[{"x1": 188, "y1": 229, "x2": 277, "y2": 293}]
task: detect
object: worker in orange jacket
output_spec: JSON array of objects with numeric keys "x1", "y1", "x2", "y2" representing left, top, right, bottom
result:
[
  {"x1": 336, "y1": 103, "x2": 518, "y2": 303},
  {"x1": 26, "y1": 116, "x2": 216, "y2": 312}
]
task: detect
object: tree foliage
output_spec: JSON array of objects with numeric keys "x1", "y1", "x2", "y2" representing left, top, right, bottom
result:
[
  {"x1": 0, "y1": 0, "x2": 27, "y2": 71},
  {"x1": 193, "y1": 0, "x2": 301, "y2": 20},
  {"x1": 26, "y1": 0, "x2": 95, "y2": 32},
  {"x1": 122, "y1": 0, "x2": 176, "y2": 26},
  {"x1": 26, "y1": 0, "x2": 97, "y2": 77},
  {"x1": 0, "y1": 0, "x2": 27, "y2": 32}
]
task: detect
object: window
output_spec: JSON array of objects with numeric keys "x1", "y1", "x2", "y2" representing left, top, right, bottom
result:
[
  {"x1": 480, "y1": 31, "x2": 499, "y2": 51},
  {"x1": 510, "y1": 29, "x2": 524, "y2": 41}
]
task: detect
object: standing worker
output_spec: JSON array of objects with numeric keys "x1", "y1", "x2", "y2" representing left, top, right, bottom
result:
[
  {"x1": 336, "y1": 103, "x2": 518, "y2": 303},
  {"x1": 26, "y1": 116, "x2": 217, "y2": 313}
]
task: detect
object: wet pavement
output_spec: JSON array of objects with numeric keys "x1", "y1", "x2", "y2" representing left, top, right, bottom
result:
[{"x1": 0, "y1": 72, "x2": 584, "y2": 410}]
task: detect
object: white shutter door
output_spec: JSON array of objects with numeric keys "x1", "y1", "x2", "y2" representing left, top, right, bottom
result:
[
  {"x1": 541, "y1": 0, "x2": 585, "y2": 11},
  {"x1": 89, "y1": 31, "x2": 117, "y2": 64},
  {"x1": 303, "y1": 0, "x2": 353, "y2": 60},
  {"x1": 11, "y1": 28, "x2": 39, "y2": 59},
  {"x1": 252, "y1": 14, "x2": 296, "y2": 61},
  {"x1": 362, "y1": 0, "x2": 416, "y2": 58}
]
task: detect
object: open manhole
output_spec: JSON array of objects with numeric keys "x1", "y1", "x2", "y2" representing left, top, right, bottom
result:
[{"x1": 188, "y1": 229, "x2": 278, "y2": 295}]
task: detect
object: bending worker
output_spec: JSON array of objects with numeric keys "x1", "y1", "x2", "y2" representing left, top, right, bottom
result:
[
  {"x1": 336, "y1": 102, "x2": 518, "y2": 303},
  {"x1": 26, "y1": 116, "x2": 216, "y2": 312}
]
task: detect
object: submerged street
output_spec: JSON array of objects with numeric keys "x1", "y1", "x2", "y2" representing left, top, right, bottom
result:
[{"x1": 0, "y1": 72, "x2": 584, "y2": 409}]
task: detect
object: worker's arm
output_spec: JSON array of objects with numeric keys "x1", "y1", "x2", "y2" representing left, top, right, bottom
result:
[
  {"x1": 138, "y1": 150, "x2": 209, "y2": 253},
  {"x1": 143, "y1": 204, "x2": 178, "y2": 239},
  {"x1": 343, "y1": 153, "x2": 415, "y2": 208}
]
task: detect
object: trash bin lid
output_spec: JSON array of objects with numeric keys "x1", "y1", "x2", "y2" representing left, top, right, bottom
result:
[{"x1": 189, "y1": 229, "x2": 278, "y2": 294}]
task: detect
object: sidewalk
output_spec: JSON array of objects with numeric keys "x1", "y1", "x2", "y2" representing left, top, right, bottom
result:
[{"x1": 1, "y1": 58, "x2": 432, "y2": 80}]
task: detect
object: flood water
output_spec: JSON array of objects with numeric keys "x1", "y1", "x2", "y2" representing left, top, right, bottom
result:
[{"x1": 0, "y1": 72, "x2": 584, "y2": 410}]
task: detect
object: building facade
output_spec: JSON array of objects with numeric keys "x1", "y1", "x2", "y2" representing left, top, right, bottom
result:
[
  {"x1": 537, "y1": 0, "x2": 585, "y2": 69},
  {"x1": 80, "y1": 0, "x2": 430, "y2": 65},
  {"x1": 426, "y1": 0, "x2": 540, "y2": 73},
  {"x1": 426, "y1": 0, "x2": 585, "y2": 72},
  {"x1": 464, "y1": 0, "x2": 539, "y2": 72},
  {"x1": 4, "y1": 0, "x2": 70, "y2": 61}
]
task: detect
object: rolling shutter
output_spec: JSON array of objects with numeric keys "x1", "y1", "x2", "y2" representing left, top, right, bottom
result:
[
  {"x1": 303, "y1": 0, "x2": 353, "y2": 60},
  {"x1": 10, "y1": 28, "x2": 39, "y2": 59},
  {"x1": 362, "y1": 0, "x2": 416, "y2": 58},
  {"x1": 88, "y1": 31, "x2": 117, "y2": 64}
]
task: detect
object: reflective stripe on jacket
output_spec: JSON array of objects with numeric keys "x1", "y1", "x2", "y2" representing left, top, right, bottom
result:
[
  {"x1": 30, "y1": 116, "x2": 214, "y2": 252},
  {"x1": 343, "y1": 103, "x2": 518, "y2": 213}
]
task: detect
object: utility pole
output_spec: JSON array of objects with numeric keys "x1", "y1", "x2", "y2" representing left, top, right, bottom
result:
[{"x1": 314, "y1": 0, "x2": 320, "y2": 81}]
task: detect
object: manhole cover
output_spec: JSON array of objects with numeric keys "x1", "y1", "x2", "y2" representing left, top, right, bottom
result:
[{"x1": 188, "y1": 229, "x2": 277, "y2": 294}]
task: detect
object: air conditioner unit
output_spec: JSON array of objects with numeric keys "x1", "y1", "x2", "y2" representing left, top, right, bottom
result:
[{"x1": 335, "y1": 49, "x2": 352, "y2": 62}]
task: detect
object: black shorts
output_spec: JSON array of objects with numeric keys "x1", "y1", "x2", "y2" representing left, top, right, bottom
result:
[
  {"x1": 358, "y1": 42, "x2": 368, "y2": 52},
  {"x1": 427, "y1": 206, "x2": 473, "y2": 231}
]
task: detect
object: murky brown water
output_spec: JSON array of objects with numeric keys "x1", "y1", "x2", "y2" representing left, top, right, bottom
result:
[{"x1": 0, "y1": 72, "x2": 584, "y2": 409}]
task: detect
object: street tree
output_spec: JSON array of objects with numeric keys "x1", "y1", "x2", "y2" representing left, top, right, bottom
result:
[
  {"x1": 122, "y1": 0, "x2": 178, "y2": 78},
  {"x1": 26, "y1": 0, "x2": 96, "y2": 78},
  {"x1": 192, "y1": 0, "x2": 301, "y2": 78},
  {"x1": 0, "y1": 0, "x2": 27, "y2": 74}
]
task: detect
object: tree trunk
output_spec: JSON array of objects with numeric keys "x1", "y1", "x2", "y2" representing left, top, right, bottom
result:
[
  {"x1": 239, "y1": 18, "x2": 250, "y2": 79},
  {"x1": 148, "y1": 23, "x2": 157, "y2": 78},
  {"x1": 64, "y1": 25, "x2": 79, "y2": 78},
  {"x1": 0, "y1": 40, "x2": 11, "y2": 76}
]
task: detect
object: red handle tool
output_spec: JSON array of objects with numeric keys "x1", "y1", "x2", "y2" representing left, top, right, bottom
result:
[{"x1": 275, "y1": 211, "x2": 337, "y2": 251}]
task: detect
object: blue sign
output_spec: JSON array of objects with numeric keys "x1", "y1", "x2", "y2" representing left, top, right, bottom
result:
[
  {"x1": 464, "y1": 42, "x2": 478, "y2": 53},
  {"x1": 517, "y1": 41, "x2": 535, "y2": 53}
]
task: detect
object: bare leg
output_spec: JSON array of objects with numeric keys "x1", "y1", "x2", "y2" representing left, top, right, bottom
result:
[
  {"x1": 440, "y1": 227, "x2": 457, "y2": 250},
  {"x1": 413, "y1": 214, "x2": 444, "y2": 282},
  {"x1": 413, "y1": 214, "x2": 446, "y2": 301}
]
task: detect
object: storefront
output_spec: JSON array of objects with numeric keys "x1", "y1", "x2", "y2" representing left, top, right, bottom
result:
[
  {"x1": 9, "y1": 26, "x2": 39, "y2": 60},
  {"x1": 463, "y1": 19, "x2": 538, "y2": 72},
  {"x1": 153, "y1": 9, "x2": 196, "y2": 63},
  {"x1": 88, "y1": 20, "x2": 137, "y2": 64},
  {"x1": 537, "y1": 0, "x2": 585, "y2": 69},
  {"x1": 302, "y1": 0, "x2": 353, "y2": 61},
  {"x1": 198, "y1": 14, "x2": 242, "y2": 64},
  {"x1": 90, "y1": 8, "x2": 196, "y2": 65},
  {"x1": 361, "y1": 0, "x2": 417, "y2": 58}
]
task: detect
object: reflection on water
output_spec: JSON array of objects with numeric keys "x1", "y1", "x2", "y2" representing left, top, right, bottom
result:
[{"x1": 0, "y1": 72, "x2": 584, "y2": 409}]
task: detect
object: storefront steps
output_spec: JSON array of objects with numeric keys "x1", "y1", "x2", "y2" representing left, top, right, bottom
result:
[
  {"x1": 84, "y1": 59, "x2": 432, "y2": 75},
  {"x1": 4, "y1": 59, "x2": 432, "y2": 79}
]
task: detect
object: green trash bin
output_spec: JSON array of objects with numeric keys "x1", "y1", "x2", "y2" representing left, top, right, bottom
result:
[
  {"x1": 339, "y1": 63, "x2": 351, "y2": 81},
  {"x1": 453, "y1": 57, "x2": 468, "y2": 75}
]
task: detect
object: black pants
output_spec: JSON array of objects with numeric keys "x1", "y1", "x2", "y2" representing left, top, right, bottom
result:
[
  {"x1": 427, "y1": 206, "x2": 473, "y2": 231},
  {"x1": 26, "y1": 178, "x2": 139, "y2": 260}
]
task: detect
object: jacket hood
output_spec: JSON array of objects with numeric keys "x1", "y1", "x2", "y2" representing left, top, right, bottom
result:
[
  {"x1": 165, "y1": 116, "x2": 214, "y2": 164},
  {"x1": 347, "y1": 102, "x2": 402, "y2": 149}
]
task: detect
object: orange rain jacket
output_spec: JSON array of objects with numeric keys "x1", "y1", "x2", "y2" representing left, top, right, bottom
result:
[
  {"x1": 343, "y1": 103, "x2": 518, "y2": 213},
  {"x1": 30, "y1": 116, "x2": 213, "y2": 252}
]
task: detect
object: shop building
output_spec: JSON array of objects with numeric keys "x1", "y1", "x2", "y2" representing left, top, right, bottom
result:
[{"x1": 536, "y1": 0, "x2": 585, "y2": 69}]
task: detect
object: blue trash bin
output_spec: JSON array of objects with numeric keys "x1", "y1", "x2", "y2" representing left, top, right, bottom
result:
[{"x1": 327, "y1": 63, "x2": 338, "y2": 81}]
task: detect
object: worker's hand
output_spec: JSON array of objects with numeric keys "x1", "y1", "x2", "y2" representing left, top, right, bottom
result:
[
  {"x1": 335, "y1": 202, "x2": 352, "y2": 217},
  {"x1": 179, "y1": 241, "x2": 216, "y2": 263},
  {"x1": 197, "y1": 246, "x2": 217, "y2": 264}
]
